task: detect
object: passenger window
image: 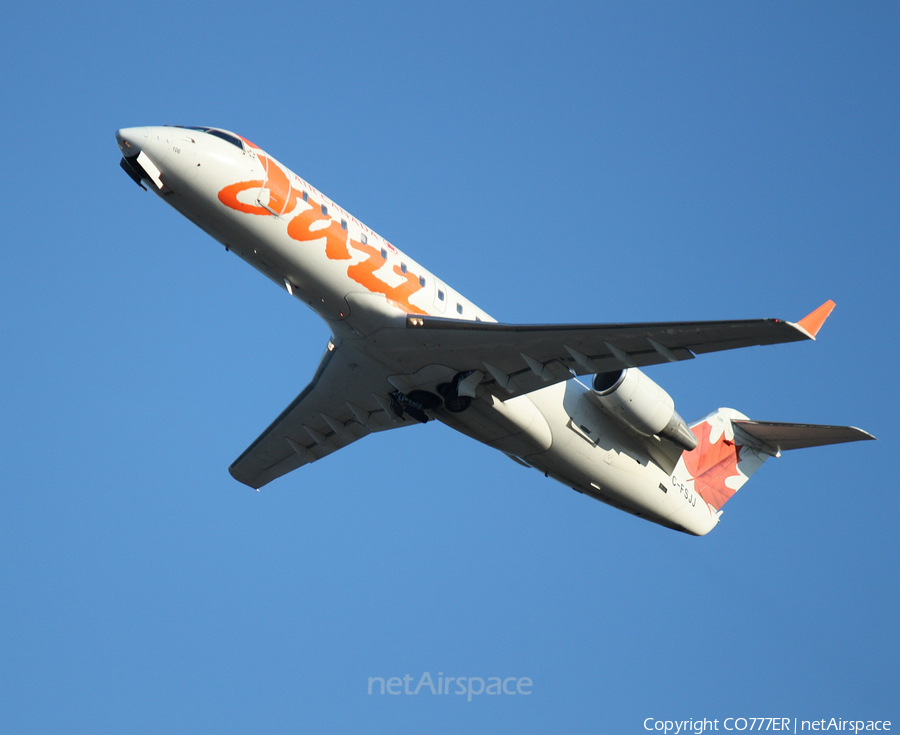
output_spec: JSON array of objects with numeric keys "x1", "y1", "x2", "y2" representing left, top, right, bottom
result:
[
  {"x1": 419, "y1": 276, "x2": 425, "y2": 287},
  {"x1": 457, "y1": 303, "x2": 463, "y2": 314},
  {"x1": 438, "y1": 290, "x2": 445, "y2": 301},
  {"x1": 302, "y1": 191, "x2": 308, "y2": 202},
  {"x1": 341, "y1": 219, "x2": 348, "y2": 231},
  {"x1": 400, "y1": 263, "x2": 407, "y2": 274},
  {"x1": 361, "y1": 233, "x2": 368, "y2": 245},
  {"x1": 381, "y1": 248, "x2": 387, "y2": 260},
  {"x1": 321, "y1": 204, "x2": 328, "y2": 216}
]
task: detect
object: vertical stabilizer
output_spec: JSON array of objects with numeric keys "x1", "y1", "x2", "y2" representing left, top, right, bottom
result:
[{"x1": 675, "y1": 408, "x2": 769, "y2": 515}]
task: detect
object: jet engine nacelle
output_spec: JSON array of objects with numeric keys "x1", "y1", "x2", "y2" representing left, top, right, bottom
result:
[{"x1": 588, "y1": 368, "x2": 698, "y2": 452}]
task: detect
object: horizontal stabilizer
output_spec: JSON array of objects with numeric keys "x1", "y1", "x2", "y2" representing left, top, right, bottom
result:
[
  {"x1": 677, "y1": 408, "x2": 875, "y2": 514},
  {"x1": 732, "y1": 420, "x2": 875, "y2": 453}
]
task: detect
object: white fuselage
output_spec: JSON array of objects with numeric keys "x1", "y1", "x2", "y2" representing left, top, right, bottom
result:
[{"x1": 117, "y1": 125, "x2": 717, "y2": 535}]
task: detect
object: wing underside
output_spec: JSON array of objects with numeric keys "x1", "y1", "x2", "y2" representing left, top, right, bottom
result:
[
  {"x1": 394, "y1": 311, "x2": 821, "y2": 399},
  {"x1": 229, "y1": 343, "x2": 418, "y2": 489}
]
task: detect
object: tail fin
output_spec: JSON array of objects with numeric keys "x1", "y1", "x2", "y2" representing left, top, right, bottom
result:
[{"x1": 676, "y1": 408, "x2": 874, "y2": 514}]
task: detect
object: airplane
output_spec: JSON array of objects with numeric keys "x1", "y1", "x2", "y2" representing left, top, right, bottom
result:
[{"x1": 116, "y1": 125, "x2": 874, "y2": 536}]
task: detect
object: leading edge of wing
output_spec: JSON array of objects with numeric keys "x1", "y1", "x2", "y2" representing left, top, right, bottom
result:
[{"x1": 407, "y1": 302, "x2": 832, "y2": 345}]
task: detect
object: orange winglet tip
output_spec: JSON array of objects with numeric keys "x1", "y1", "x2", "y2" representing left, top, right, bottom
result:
[{"x1": 797, "y1": 300, "x2": 836, "y2": 338}]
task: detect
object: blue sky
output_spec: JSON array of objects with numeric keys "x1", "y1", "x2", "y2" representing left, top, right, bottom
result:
[{"x1": 1, "y1": 2, "x2": 897, "y2": 733}]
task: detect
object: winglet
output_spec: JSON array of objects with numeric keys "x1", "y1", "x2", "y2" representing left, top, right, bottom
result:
[{"x1": 796, "y1": 300, "x2": 836, "y2": 339}]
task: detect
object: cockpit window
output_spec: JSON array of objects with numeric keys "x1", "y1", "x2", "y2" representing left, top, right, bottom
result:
[
  {"x1": 174, "y1": 126, "x2": 244, "y2": 149},
  {"x1": 206, "y1": 129, "x2": 244, "y2": 149}
]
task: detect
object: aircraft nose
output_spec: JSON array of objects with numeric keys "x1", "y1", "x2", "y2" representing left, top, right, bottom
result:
[
  {"x1": 116, "y1": 126, "x2": 168, "y2": 191},
  {"x1": 116, "y1": 126, "x2": 149, "y2": 155}
]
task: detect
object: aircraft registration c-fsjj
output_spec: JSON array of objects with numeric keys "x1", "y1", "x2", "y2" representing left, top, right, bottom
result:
[{"x1": 117, "y1": 125, "x2": 874, "y2": 536}]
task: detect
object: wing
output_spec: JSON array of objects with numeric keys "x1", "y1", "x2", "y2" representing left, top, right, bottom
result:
[
  {"x1": 229, "y1": 342, "x2": 419, "y2": 489},
  {"x1": 394, "y1": 301, "x2": 835, "y2": 399}
]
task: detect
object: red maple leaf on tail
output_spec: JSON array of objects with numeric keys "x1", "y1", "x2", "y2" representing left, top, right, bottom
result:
[{"x1": 681, "y1": 421, "x2": 744, "y2": 511}]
